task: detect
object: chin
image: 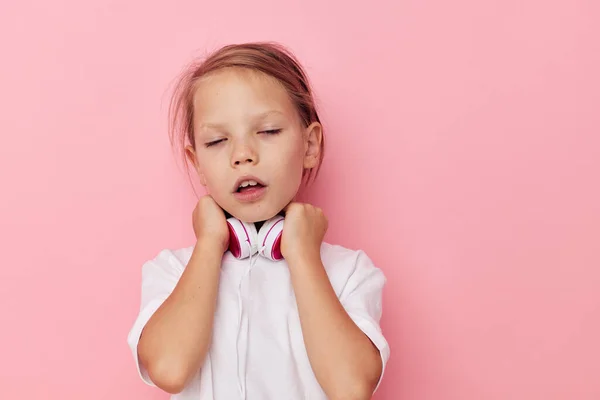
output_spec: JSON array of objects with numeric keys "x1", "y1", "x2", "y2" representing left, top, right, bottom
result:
[
  {"x1": 234, "y1": 210, "x2": 280, "y2": 223},
  {"x1": 225, "y1": 202, "x2": 286, "y2": 224}
]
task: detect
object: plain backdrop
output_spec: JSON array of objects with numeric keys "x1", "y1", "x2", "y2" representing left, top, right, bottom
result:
[{"x1": 0, "y1": 0, "x2": 599, "y2": 399}]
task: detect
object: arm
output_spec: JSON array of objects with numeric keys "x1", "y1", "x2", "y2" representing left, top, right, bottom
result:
[
  {"x1": 281, "y1": 202, "x2": 384, "y2": 400},
  {"x1": 288, "y1": 253, "x2": 383, "y2": 400},
  {"x1": 137, "y1": 238, "x2": 222, "y2": 394}
]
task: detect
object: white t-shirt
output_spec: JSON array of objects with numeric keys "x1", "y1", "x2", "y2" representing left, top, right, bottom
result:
[{"x1": 127, "y1": 242, "x2": 390, "y2": 399}]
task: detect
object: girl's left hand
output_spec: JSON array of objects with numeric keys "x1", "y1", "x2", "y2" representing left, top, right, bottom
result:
[{"x1": 280, "y1": 202, "x2": 328, "y2": 263}]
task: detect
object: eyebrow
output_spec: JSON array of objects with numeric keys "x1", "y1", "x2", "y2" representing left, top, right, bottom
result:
[
  {"x1": 199, "y1": 110, "x2": 286, "y2": 131},
  {"x1": 253, "y1": 110, "x2": 286, "y2": 120}
]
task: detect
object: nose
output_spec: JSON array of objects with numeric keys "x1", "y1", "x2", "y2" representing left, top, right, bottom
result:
[{"x1": 231, "y1": 139, "x2": 258, "y2": 167}]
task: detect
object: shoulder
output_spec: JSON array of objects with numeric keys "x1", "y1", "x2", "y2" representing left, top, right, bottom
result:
[
  {"x1": 319, "y1": 242, "x2": 386, "y2": 291},
  {"x1": 140, "y1": 245, "x2": 195, "y2": 278},
  {"x1": 320, "y1": 242, "x2": 378, "y2": 270}
]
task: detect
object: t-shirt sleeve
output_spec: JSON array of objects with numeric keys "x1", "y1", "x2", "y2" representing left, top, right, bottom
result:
[
  {"x1": 126, "y1": 249, "x2": 185, "y2": 386},
  {"x1": 338, "y1": 250, "x2": 390, "y2": 393}
]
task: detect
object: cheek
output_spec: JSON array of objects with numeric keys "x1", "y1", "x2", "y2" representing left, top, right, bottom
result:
[
  {"x1": 273, "y1": 143, "x2": 305, "y2": 183},
  {"x1": 197, "y1": 157, "x2": 225, "y2": 186},
  {"x1": 282, "y1": 144, "x2": 303, "y2": 163},
  {"x1": 281, "y1": 135, "x2": 306, "y2": 163}
]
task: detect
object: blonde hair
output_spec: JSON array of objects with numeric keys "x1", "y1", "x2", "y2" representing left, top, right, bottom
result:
[{"x1": 168, "y1": 42, "x2": 324, "y2": 185}]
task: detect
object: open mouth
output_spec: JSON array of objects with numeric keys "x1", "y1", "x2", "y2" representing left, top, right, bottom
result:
[{"x1": 236, "y1": 179, "x2": 265, "y2": 193}]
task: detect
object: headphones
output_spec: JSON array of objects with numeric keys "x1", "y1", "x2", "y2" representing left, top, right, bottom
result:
[{"x1": 226, "y1": 215, "x2": 284, "y2": 261}]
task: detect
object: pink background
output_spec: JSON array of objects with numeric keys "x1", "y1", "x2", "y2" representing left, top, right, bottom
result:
[{"x1": 1, "y1": 0, "x2": 599, "y2": 399}]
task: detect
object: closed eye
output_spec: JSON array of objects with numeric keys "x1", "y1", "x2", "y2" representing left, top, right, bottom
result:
[
  {"x1": 259, "y1": 129, "x2": 282, "y2": 135},
  {"x1": 205, "y1": 138, "x2": 226, "y2": 147}
]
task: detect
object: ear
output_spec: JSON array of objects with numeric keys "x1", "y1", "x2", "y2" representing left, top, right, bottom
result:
[
  {"x1": 303, "y1": 122, "x2": 322, "y2": 170},
  {"x1": 185, "y1": 145, "x2": 207, "y2": 186}
]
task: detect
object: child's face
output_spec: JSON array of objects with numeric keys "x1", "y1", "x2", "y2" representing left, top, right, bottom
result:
[{"x1": 186, "y1": 68, "x2": 321, "y2": 223}]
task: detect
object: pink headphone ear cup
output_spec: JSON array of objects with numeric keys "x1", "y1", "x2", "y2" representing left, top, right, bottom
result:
[
  {"x1": 258, "y1": 216, "x2": 285, "y2": 261},
  {"x1": 271, "y1": 231, "x2": 283, "y2": 261},
  {"x1": 226, "y1": 219, "x2": 242, "y2": 258},
  {"x1": 226, "y1": 218, "x2": 256, "y2": 259}
]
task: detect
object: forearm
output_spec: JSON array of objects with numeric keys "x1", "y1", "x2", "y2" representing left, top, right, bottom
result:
[
  {"x1": 138, "y1": 238, "x2": 222, "y2": 393},
  {"x1": 288, "y1": 254, "x2": 382, "y2": 400}
]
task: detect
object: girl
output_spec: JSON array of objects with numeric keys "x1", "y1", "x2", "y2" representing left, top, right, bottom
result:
[{"x1": 127, "y1": 42, "x2": 390, "y2": 400}]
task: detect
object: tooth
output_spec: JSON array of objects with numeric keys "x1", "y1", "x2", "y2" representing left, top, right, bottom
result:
[
  {"x1": 240, "y1": 181, "x2": 249, "y2": 187},
  {"x1": 249, "y1": 180, "x2": 257, "y2": 186}
]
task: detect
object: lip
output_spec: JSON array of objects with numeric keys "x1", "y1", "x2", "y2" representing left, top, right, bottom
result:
[
  {"x1": 232, "y1": 175, "x2": 267, "y2": 193},
  {"x1": 233, "y1": 185, "x2": 267, "y2": 203}
]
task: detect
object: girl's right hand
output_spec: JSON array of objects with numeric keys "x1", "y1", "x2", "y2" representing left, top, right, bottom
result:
[{"x1": 192, "y1": 195, "x2": 229, "y2": 253}]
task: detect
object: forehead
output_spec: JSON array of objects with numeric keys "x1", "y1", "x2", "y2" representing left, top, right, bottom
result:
[{"x1": 192, "y1": 68, "x2": 297, "y2": 125}]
